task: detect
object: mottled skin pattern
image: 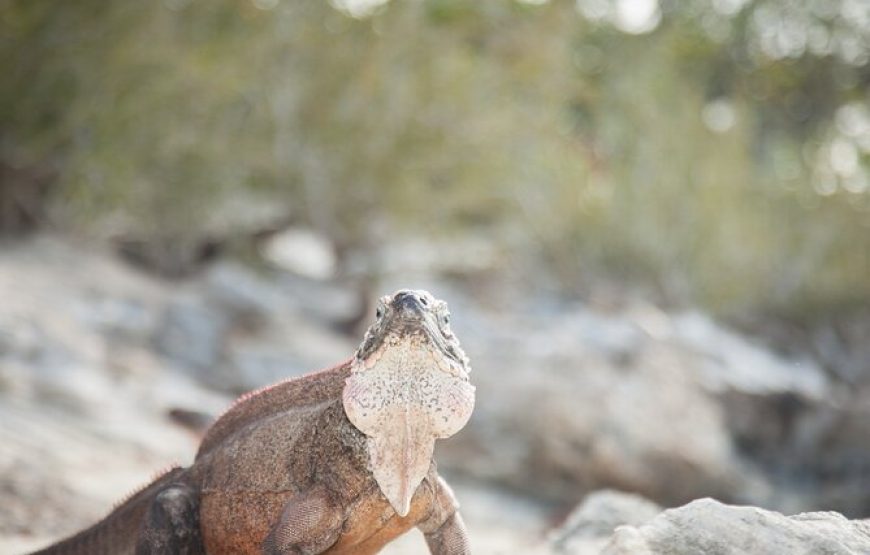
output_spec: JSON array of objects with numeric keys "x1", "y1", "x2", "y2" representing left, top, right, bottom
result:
[{"x1": 31, "y1": 289, "x2": 474, "y2": 555}]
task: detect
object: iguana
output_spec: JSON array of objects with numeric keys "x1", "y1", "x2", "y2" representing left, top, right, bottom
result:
[{"x1": 31, "y1": 289, "x2": 476, "y2": 554}]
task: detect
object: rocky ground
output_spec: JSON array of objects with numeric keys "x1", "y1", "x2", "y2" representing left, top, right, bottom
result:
[{"x1": 1, "y1": 234, "x2": 869, "y2": 554}]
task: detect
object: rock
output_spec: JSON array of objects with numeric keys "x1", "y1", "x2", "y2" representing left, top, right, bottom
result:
[
  {"x1": 566, "y1": 311, "x2": 644, "y2": 365},
  {"x1": 671, "y1": 311, "x2": 827, "y2": 398},
  {"x1": 5, "y1": 233, "x2": 870, "y2": 552},
  {"x1": 205, "y1": 260, "x2": 363, "y2": 329},
  {"x1": 73, "y1": 296, "x2": 157, "y2": 343},
  {"x1": 261, "y1": 227, "x2": 337, "y2": 280},
  {"x1": 228, "y1": 342, "x2": 309, "y2": 389},
  {"x1": 774, "y1": 398, "x2": 870, "y2": 517},
  {"x1": 203, "y1": 261, "x2": 358, "y2": 390},
  {"x1": 276, "y1": 274, "x2": 364, "y2": 326},
  {"x1": 205, "y1": 261, "x2": 289, "y2": 329},
  {"x1": 150, "y1": 260, "x2": 361, "y2": 393},
  {"x1": 113, "y1": 189, "x2": 289, "y2": 278},
  {"x1": 382, "y1": 475, "x2": 554, "y2": 555},
  {"x1": 602, "y1": 498, "x2": 870, "y2": 555},
  {"x1": 550, "y1": 490, "x2": 662, "y2": 554},
  {"x1": 735, "y1": 307, "x2": 870, "y2": 388},
  {"x1": 153, "y1": 296, "x2": 230, "y2": 376},
  {"x1": 438, "y1": 300, "x2": 764, "y2": 508},
  {"x1": 113, "y1": 234, "x2": 225, "y2": 279},
  {"x1": 0, "y1": 315, "x2": 40, "y2": 360},
  {"x1": 668, "y1": 313, "x2": 870, "y2": 516},
  {"x1": 224, "y1": 315, "x2": 355, "y2": 391},
  {"x1": 436, "y1": 293, "x2": 854, "y2": 512},
  {"x1": 376, "y1": 236, "x2": 501, "y2": 276},
  {"x1": 206, "y1": 259, "x2": 365, "y2": 332}
]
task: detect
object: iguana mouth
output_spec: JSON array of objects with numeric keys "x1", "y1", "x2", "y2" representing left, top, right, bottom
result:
[
  {"x1": 360, "y1": 333, "x2": 467, "y2": 378},
  {"x1": 342, "y1": 290, "x2": 475, "y2": 517}
]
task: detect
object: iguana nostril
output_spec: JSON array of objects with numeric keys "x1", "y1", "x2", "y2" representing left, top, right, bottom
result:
[{"x1": 394, "y1": 292, "x2": 424, "y2": 314}]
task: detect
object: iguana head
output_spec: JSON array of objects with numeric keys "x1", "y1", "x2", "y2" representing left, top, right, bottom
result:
[{"x1": 342, "y1": 289, "x2": 475, "y2": 516}]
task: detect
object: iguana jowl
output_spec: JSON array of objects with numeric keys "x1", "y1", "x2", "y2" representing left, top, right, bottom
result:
[{"x1": 32, "y1": 289, "x2": 476, "y2": 554}]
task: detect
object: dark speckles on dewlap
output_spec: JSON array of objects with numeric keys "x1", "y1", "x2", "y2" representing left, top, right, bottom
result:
[{"x1": 343, "y1": 324, "x2": 475, "y2": 516}]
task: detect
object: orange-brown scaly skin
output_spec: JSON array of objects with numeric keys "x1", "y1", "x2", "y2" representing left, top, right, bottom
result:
[
  {"x1": 191, "y1": 360, "x2": 462, "y2": 554},
  {"x1": 31, "y1": 361, "x2": 466, "y2": 555}
]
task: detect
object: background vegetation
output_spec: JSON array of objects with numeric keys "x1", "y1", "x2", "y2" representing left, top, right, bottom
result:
[{"x1": 2, "y1": 0, "x2": 869, "y2": 316}]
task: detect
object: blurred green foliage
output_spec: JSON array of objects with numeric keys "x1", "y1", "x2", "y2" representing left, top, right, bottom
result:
[{"x1": 1, "y1": 0, "x2": 868, "y2": 314}]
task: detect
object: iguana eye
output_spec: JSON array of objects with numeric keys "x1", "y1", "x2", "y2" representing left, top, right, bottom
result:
[
  {"x1": 376, "y1": 306, "x2": 384, "y2": 319},
  {"x1": 441, "y1": 313, "x2": 450, "y2": 326}
]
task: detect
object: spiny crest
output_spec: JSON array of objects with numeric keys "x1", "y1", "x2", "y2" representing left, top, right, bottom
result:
[
  {"x1": 219, "y1": 380, "x2": 289, "y2": 419},
  {"x1": 112, "y1": 464, "x2": 183, "y2": 510},
  {"x1": 213, "y1": 369, "x2": 320, "y2": 424}
]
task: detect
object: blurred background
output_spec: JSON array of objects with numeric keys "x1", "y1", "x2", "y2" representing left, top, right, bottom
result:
[{"x1": 1, "y1": 0, "x2": 869, "y2": 553}]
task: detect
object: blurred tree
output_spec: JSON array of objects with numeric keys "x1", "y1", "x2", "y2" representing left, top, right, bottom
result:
[{"x1": 0, "y1": 0, "x2": 868, "y2": 314}]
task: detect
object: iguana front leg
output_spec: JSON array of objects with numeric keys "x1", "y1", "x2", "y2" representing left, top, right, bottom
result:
[
  {"x1": 135, "y1": 483, "x2": 204, "y2": 555},
  {"x1": 418, "y1": 476, "x2": 471, "y2": 555},
  {"x1": 423, "y1": 513, "x2": 471, "y2": 555},
  {"x1": 261, "y1": 486, "x2": 343, "y2": 555}
]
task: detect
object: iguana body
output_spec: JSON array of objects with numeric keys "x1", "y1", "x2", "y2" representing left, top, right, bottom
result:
[{"x1": 32, "y1": 290, "x2": 475, "y2": 555}]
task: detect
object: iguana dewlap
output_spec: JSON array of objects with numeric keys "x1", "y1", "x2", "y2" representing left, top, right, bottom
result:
[{"x1": 31, "y1": 289, "x2": 475, "y2": 555}]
